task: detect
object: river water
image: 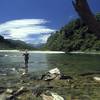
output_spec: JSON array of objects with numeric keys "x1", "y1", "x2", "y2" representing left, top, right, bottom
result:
[{"x1": 0, "y1": 52, "x2": 100, "y2": 76}]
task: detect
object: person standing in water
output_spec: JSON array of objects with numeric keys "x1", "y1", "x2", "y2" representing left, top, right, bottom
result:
[{"x1": 23, "y1": 50, "x2": 29, "y2": 74}]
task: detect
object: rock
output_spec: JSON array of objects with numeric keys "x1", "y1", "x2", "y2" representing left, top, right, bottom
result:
[
  {"x1": 18, "y1": 68, "x2": 26, "y2": 75},
  {"x1": 14, "y1": 86, "x2": 25, "y2": 96},
  {"x1": 41, "y1": 94, "x2": 53, "y2": 100},
  {"x1": 6, "y1": 94, "x2": 13, "y2": 100},
  {"x1": 0, "y1": 86, "x2": 26, "y2": 100},
  {"x1": 48, "y1": 68, "x2": 61, "y2": 75},
  {"x1": 32, "y1": 85, "x2": 47, "y2": 97},
  {"x1": 41, "y1": 68, "x2": 61, "y2": 81},
  {"x1": 51, "y1": 92, "x2": 64, "y2": 100},
  {"x1": 0, "y1": 93, "x2": 7, "y2": 100},
  {"x1": 0, "y1": 87, "x2": 6, "y2": 94},
  {"x1": 11, "y1": 68, "x2": 16, "y2": 71},
  {"x1": 6, "y1": 89, "x2": 14, "y2": 94},
  {"x1": 93, "y1": 77, "x2": 100, "y2": 81},
  {"x1": 0, "y1": 93, "x2": 13, "y2": 100},
  {"x1": 60, "y1": 75, "x2": 73, "y2": 80},
  {"x1": 41, "y1": 92, "x2": 64, "y2": 100},
  {"x1": 6, "y1": 86, "x2": 26, "y2": 99}
]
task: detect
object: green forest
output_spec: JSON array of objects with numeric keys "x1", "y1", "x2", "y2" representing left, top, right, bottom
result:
[{"x1": 46, "y1": 13, "x2": 100, "y2": 52}]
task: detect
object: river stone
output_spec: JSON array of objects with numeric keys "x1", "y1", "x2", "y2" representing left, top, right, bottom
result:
[
  {"x1": 93, "y1": 77, "x2": 100, "y2": 81},
  {"x1": 41, "y1": 94, "x2": 53, "y2": 100},
  {"x1": 6, "y1": 89, "x2": 13, "y2": 94},
  {"x1": 0, "y1": 93, "x2": 6, "y2": 100},
  {"x1": 51, "y1": 92, "x2": 64, "y2": 100},
  {"x1": 0, "y1": 93, "x2": 12, "y2": 100},
  {"x1": 41, "y1": 68, "x2": 61, "y2": 81},
  {"x1": 41, "y1": 92, "x2": 64, "y2": 100}
]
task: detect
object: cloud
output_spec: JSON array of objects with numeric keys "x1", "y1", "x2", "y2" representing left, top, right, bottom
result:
[{"x1": 0, "y1": 19, "x2": 55, "y2": 44}]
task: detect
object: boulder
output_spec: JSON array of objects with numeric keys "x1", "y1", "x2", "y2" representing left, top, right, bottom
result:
[
  {"x1": 41, "y1": 92, "x2": 64, "y2": 100},
  {"x1": 41, "y1": 94, "x2": 53, "y2": 100},
  {"x1": 48, "y1": 68, "x2": 61, "y2": 75},
  {"x1": 41, "y1": 68, "x2": 61, "y2": 81},
  {"x1": 6, "y1": 89, "x2": 14, "y2": 94},
  {"x1": 93, "y1": 77, "x2": 100, "y2": 81},
  {"x1": 51, "y1": 92, "x2": 64, "y2": 100}
]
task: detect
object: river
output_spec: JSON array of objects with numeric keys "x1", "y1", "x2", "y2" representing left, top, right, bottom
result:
[{"x1": 0, "y1": 51, "x2": 100, "y2": 76}]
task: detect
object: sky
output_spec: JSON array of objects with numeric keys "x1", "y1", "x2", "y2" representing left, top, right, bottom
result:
[{"x1": 0, "y1": 0, "x2": 99, "y2": 44}]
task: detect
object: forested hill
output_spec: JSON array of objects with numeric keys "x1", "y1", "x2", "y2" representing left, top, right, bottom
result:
[
  {"x1": 46, "y1": 13, "x2": 100, "y2": 52},
  {"x1": 0, "y1": 35, "x2": 35, "y2": 50}
]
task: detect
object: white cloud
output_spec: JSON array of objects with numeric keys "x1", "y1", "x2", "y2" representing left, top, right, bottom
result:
[
  {"x1": 40, "y1": 34, "x2": 51, "y2": 43},
  {"x1": 0, "y1": 19, "x2": 55, "y2": 44}
]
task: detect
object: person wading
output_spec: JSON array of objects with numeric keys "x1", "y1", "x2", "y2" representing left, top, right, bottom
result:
[{"x1": 23, "y1": 50, "x2": 29, "y2": 74}]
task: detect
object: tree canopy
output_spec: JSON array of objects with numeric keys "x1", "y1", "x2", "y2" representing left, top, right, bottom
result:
[{"x1": 46, "y1": 13, "x2": 100, "y2": 52}]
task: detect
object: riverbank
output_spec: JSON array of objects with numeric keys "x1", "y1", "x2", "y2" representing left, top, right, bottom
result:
[{"x1": 0, "y1": 69, "x2": 100, "y2": 100}]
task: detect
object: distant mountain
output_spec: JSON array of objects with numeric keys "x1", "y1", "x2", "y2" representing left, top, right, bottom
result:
[
  {"x1": 34, "y1": 43, "x2": 45, "y2": 49},
  {"x1": 46, "y1": 13, "x2": 100, "y2": 52},
  {"x1": 0, "y1": 35, "x2": 35, "y2": 50}
]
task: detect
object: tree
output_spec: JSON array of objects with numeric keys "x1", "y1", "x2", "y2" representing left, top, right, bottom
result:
[
  {"x1": 0, "y1": 35, "x2": 4, "y2": 41},
  {"x1": 72, "y1": 0, "x2": 100, "y2": 37}
]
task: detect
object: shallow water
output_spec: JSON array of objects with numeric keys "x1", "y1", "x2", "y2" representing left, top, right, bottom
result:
[
  {"x1": 0, "y1": 52, "x2": 100, "y2": 99},
  {"x1": 0, "y1": 52, "x2": 100, "y2": 75}
]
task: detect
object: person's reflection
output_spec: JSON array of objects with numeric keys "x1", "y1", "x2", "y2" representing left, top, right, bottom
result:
[{"x1": 23, "y1": 50, "x2": 29, "y2": 74}]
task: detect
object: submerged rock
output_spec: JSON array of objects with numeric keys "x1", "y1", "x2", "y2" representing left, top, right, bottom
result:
[
  {"x1": 6, "y1": 89, "x2": 14, "y2": 94},
  {"x1": 18, "y1": 68, "x2": 26, "y2": 75},
  {"x1": 0, "y1": 87, "x2": 6, "y2": 94}
]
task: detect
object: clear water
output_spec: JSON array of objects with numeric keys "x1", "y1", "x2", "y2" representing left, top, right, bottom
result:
[
  {"x1": 0, "y1": 52, "x2": 49, "y2": 73},
  {"x1": 0, "y1": 52, "x2": 100, "y2": 75}
]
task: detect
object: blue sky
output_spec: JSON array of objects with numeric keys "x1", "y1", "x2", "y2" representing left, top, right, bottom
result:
[{"x1": 0, "y1": 0, "x2": 99, "y2": 44}]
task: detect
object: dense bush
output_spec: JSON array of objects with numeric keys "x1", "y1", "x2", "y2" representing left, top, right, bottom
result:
[{"x1": 46, "y1": 13, "x2": 100, "y2": 52}]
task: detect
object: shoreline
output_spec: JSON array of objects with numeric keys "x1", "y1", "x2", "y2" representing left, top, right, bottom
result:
[
  {"x1": 0, "y1": 50, "x2": 65, "y2": 54},
  {"x1": 70, "y1": 51, "x2": 100, "y2": 54},
  {"x1": 0, "y1": 50, "x2": 100, "y2": 54}
]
